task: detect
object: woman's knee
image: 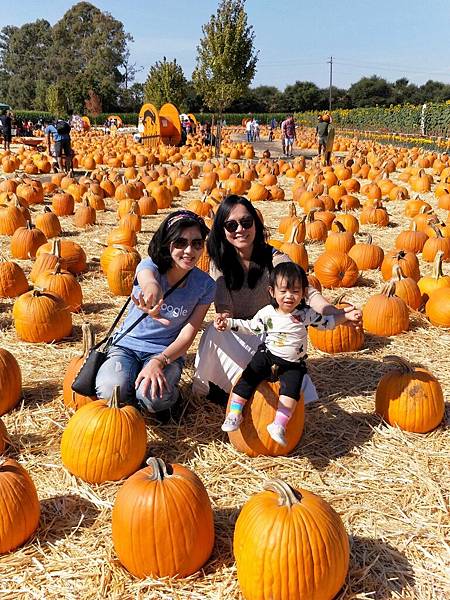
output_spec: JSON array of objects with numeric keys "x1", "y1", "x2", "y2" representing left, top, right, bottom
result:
[
  {"x1": 136, "y1": 360, "x2": 183, "y2": 412},
  {"x1": 95, "y1": 353, "x2": 137, "y2": 402}
]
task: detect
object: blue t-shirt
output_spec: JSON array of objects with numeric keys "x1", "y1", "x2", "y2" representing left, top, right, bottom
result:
[
  {"x1": 45, "y1": 123, "x2": 69, "y2": 142},
  {"x1": 114, "y1": 257, "x2": 216, "y2": 354}
]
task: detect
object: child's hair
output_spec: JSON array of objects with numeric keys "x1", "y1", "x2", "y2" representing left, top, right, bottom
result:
[{"x1": 269, "y1": 262, "x2": 309, "y2": 309}]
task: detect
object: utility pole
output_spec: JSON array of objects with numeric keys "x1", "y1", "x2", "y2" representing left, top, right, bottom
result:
[{"x1": 327, "y1": 56, "x2": 333, "y2": 111}]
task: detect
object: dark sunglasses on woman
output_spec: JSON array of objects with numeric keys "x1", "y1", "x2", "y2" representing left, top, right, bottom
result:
[
  {"x1": 172, "y1": 237, "x2": 205, "y2": 250},
  {"x1": 223, "y1": 216, "x2": 254, "y2": 233}
]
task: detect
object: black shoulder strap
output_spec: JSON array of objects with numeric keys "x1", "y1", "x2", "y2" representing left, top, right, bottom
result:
[{"x1": 98, "y1": 270, "x2": 190, "y2": 350}]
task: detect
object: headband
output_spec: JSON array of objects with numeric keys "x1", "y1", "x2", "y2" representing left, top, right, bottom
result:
[{"x1": 166, "y1": 210, "x2": 206, "y2": 230}]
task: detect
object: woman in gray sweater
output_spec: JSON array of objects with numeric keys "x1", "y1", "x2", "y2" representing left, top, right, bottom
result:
[{"x1": 193, "y1": 195, "x2": 351, "y2": 404}]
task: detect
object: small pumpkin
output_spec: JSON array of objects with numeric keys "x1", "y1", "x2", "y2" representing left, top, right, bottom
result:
[
  {"x1": 362, "y1": 282, "x2": 409, "y2": 336},
  {"x1": 62, "y1": 322, "x2": 97, "y2": 410},
  {"x1": 381, "y1": 250, "x2": 420, "y2": 282},
  {"x1": 13, "y1": 289, "x2": 72, "y2": 343},
  {"x1": 35, "y1": 207, "x2": 62, "y2": 239},
  {"x1": 308, "y1": 294, "x2": 364, "y2": 353},
  {"x1": 425, "y1": 287, "x2": 450, "y2": 328},
  {"x1": 10, "y1": 221, "x2": 47, "y2": 259},
  {"x1": 0, "y1": 258, "x2": 28, "y2": 298},
  {"x1": 418, "y1": 251, "x2": 450, "y2": 303},
  {"x1": 348, "y1": 233, "x2": 384, "y2": 270},
  {"x1": 390, "y1": 264, "x2": 422, "y2": 310},
  {"x1": 112, "y1": 457, "x2": 215, "y2": 578},
  {"x1": 375, "y1": 355, "x2": 444, "y2": 433},
  {"x1": 0, "y1": 458, "x2": 40, "y2": 554},
  {"x1": 314, "y1": 251, "x2": 359, "y2": 289},
  {"x1": 0, "y1": 348, "x2": 22, "y2": 416},
  {"x1": 35, "y1": 262, "x2": 83, "y2": 312}
]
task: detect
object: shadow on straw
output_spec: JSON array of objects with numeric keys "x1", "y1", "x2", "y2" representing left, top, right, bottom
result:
[
  {"x1": 39, "y1": 494, "x2": 100, "y2": 545},
  {"x1": 338, "y1": 534, "x2": 415, "y2": 599}
]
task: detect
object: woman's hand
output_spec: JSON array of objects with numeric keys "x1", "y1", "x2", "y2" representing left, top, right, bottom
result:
[
  {"x1": 214, "y1": 313, "x2": 229, "y2": 331},
  {"x1": 135, "y1": 358, "x2": 167, "y2": 399},
  {"x1": 132, "y1": 292, "x2": 170, "y2": 326}
]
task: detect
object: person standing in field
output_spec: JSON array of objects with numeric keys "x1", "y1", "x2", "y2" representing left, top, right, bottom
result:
[
  {"x1": 0, "y1": 109, "x2": 12, "y2": 151},
  {"x1": 282, "y1": 115, "x2": 297, "y2": 157},
  {"x1": 323, "y1": 113, "x2": 335, "y2": 166},
  {"x1": 316, "y1": 114, "x2": 329, "y2": 161}
]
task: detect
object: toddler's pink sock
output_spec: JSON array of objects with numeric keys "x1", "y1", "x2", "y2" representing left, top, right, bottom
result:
[{"x1": 273, "y1": 404, "x2": 294, "y2": 428}]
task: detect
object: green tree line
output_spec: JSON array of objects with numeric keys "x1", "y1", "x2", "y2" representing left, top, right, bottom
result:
[{"x1": 1, "y1": 1, "x2": 449, "y2": 117}]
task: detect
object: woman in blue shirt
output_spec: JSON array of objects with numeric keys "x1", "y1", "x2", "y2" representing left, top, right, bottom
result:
[{"x1": 96, "y1": 210, "x2": 216, "y2": 422}]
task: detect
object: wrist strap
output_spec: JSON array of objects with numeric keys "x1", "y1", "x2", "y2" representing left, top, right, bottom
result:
[{"x1": 99, "y1": 270, "x2": 190, "y2": 350}]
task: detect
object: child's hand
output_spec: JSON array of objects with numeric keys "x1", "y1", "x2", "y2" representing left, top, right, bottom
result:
[
  {"x1": 214, "y1": 314, "x2": 228, "y2": 331},
  {"x1": 343, "y1": 305, "x2": 363, "y2": 326}
]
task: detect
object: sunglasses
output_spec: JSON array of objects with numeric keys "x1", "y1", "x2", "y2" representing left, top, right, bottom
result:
[
  {"x1": 223, "y1": 216, "x2": 254, "y2": 233},
  {"x1": 172, "y1": 237, "x2": 204, "y2": 250}
]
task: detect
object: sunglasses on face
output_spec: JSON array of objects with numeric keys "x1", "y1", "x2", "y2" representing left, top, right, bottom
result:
[
  {"x1": 172, "y1": 237, "x2": 204, "y2": 250},
  {"x1": 223, "y1": 215, "x2": 254, "y2": 233}
]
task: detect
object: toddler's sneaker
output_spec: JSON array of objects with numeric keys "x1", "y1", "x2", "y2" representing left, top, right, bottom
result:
[
  {"x1": 267, "y1": 422, "x2": 287, "y2": 446},
  {"x1": 221, "y1": 413, "x2": 243, "y2": 432}
]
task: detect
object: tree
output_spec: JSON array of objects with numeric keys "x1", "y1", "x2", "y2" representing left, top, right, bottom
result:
[
  {"x1": 46, "y1": 83, "x2": 66, "y2": 116},
  {"x1": 0, "y1": 20, "x2": 52, "y2": 108},
  {"x1": 348, "y1": 75, "x2": 393, "y2": 107},
  {"x1": 117, "y1": 82, "x2": 144, "y2": 112},
  {"x1": 144, "y1": 57, "x2": 187, "y2": 108},
  {"x1": 50, "y1": 2, "x2": 132, "y2": 111},
  {"x1": 193, "y1": 0, "x2": 258, "y2": 114},
  {"x1": 283, "y1": 81, "x2": 321, "y2": 112}
]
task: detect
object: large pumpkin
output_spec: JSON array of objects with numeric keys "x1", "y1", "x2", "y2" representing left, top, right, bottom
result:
[
  {"x1": 226, "y1": 380, "x2": 304, "y2": 457},
  {"x1": 375, "y1": 355, "x2": 444, "y2": 433},
  {"x1": 60, "y1": 386, "x2": 146, "y2": 483},
  {"x1": 234, "y1": 478, "x2": 350, "y2": 600},
  {"x1": 0, "y1": 458, "x2": 40, "y2": 554},
  {"x1": 112, "y1": 457, "x2": 215, "y2": 578},
  {"x1": 0, "y1": 348, "x2": 22, "y2": 415},
  {"x1": 13, "y1": 289, "x2": 72, "y2": 343},
  {"x1": 308, "y1": 295, "x2": 364, "y2": 353}
]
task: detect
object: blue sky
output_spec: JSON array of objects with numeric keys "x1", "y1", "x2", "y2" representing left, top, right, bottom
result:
[{"x1": 4, "y1": 0, "x2": 450, "y2": 89}]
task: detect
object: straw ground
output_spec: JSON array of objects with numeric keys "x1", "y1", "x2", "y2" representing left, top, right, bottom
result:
[{"x1": 0, "y1": 136, "x2": 449, "y2": 599}]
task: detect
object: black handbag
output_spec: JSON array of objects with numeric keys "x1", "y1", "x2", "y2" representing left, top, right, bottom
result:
[{"x1": 71, "y1": 271, "x2": 190, "y2": 397}]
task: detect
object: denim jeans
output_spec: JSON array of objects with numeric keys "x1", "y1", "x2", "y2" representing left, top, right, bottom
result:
[{"x1": 95, "y1": 345, "x2": 184, "y2": 413}]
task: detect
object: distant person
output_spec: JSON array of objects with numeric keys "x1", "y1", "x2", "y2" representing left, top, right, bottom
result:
[
  {"x1": 268, "y1": 117, "x2": 277, "y2": 141},
  {"x1": 316, "y1": 115, "x2": 328, "y2": 160},
  {"x1": 245, "y1": 119, "x2": 253, "y2": 142},
  {"x1": 45, "y1": 109, "x2": 73, "y2": 175},
  {"x1": 323, "y1": 114, "x2": 335, "y2": 166},
  {"x1": 282, "y1": 115, "x2": 297, "y2": 157},
  {"x1": 0, "y1": 109, "x2": 12, "y2": 151},
  {"x1": 253, "y1": 119, "x2": 260, "y2": 141},
  {"x1": 280, "y1": 117, "x2": 287, "y2": 155}
]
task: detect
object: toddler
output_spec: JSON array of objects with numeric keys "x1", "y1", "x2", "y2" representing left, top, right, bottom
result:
[{"x1": 214, "y1": 262, "x2": 362, "y2": 446}]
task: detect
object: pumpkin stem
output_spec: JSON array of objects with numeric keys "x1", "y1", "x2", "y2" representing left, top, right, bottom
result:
[
  {"x1": 431, "y1": 250, "x2": 445, "y2": 279},
  {"x1": 263, "y1": 478, "x2": 302, "y2": 507},
  {"x1": 81, "y1": 322, "x2": 95, "y2": 357},
  {"x1": 391, "y1": 263, "x2": 405, "y2": 281},
  {"x1": 146, "y1": 457, "x2": 173, "y2": 480},
  {"x1": 381, "y1": 281, "x2": 397, "y2": 297},
  {"x1": 382, "y1": 355, "x2": 413, "y2": 373},
  {"x1": 109, "y1": 385, "x2": 121, "y2": 409}
]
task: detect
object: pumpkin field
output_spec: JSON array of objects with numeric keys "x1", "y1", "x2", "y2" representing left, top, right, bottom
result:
[{"x1": 0, "y1": 126, "x2": 449, "y2": 599}]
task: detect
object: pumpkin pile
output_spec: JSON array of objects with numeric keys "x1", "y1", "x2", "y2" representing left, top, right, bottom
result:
[{"x1": 0, "y1": 123, "x2": 448, "y2": 599}]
